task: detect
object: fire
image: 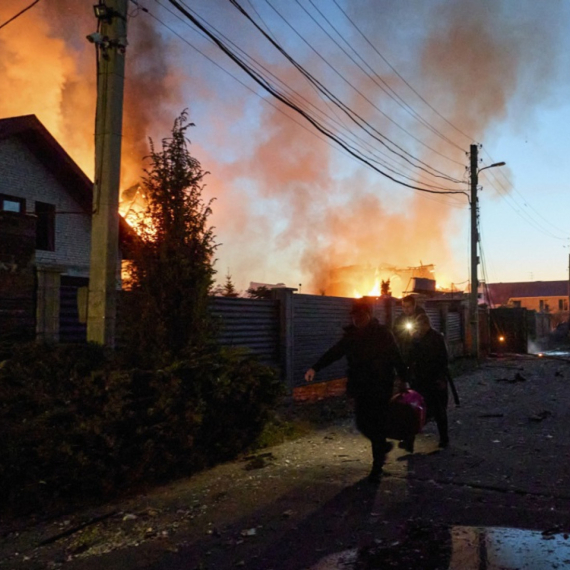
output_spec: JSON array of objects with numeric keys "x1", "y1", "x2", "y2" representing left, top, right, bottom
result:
[
  {"x1": 119, "y1": 184, "x2": 148, "y2": 228},
  {"x1": 0, "y1": 3, "x2": 179, "y2": 229},
  {"x1": 331, "y1": 264, "x2": 435, "y2": 299},
  {"x1": 354, "y1": 276, "x2": 381, "y2": 299}
]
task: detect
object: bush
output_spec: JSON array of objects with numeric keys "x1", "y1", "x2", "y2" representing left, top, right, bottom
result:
[{"x1": 0, "y1": 343, "x2": 283, "y2": 517}]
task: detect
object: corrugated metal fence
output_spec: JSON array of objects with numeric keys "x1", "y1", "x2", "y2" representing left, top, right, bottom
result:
[
  {"x1": 212, "y1": 292, "x2": 467, "y2": 392},
  {"x1": 210, "y1": 296, "x2": 279, "y2": 365}
]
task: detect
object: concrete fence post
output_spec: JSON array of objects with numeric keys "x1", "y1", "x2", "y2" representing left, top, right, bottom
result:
[
  {"x1": 440, "y1": 302, "x2": 449, "y2": 339},
  {"x1": 271, "y1": 287, "x2": 297, "y2": 394}
]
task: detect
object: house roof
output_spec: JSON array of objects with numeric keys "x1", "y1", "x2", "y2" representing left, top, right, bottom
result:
[
  {"x1": 0, "y1": 114, "x2": 93, "y2": 211},
  {"x1": 486, "y1": 281, "x2": 569, "y2": 307},
  {"x1": 0, "y1": 114, "x2": 134, "y2": 244}
]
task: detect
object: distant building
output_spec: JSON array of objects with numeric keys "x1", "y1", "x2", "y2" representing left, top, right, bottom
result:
[
  {"x1": 248, "y1": 281, "x2": 288, "y2": 291},
  {"x1": 325, "y1": 263, "x2": 435, "y2": 298},
  {"x1": 485, "y1": 280, "x2": 569, "y2": 327}
]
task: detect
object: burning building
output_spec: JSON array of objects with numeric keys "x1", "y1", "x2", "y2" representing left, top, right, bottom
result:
[{"x1": 325, "y1": 263, "x2": 436, "y2": 299}]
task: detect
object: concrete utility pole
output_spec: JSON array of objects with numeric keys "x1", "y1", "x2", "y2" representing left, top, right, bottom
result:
[
  {"x1": 469, "y1": 147, "x2": 506, "y2": 360},
  {"x1": 469, "y1": 144, "x2": 479, "y2": 360},
  {"x1": 87, "y1": 0, "x2": 128, "y2": 347}
]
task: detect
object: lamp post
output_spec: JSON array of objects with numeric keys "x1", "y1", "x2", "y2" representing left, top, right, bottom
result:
[{"x1": 469, "y1": 143, "x2": 505, "y2": 360}]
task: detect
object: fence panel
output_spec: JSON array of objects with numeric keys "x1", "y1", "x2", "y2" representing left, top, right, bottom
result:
[
  {"x1": 59, "y1": 286, "x2": 87, "y2": 343},
  {"x1": 292, "y1": 294, "x2": 354, "y2": 387},
  {"x1": 446, "y1": 312, "x2": 462, "y2": 342},
  {"x1": 425, "y1": 307, "x2": 442, "y2": 332},
  {"x1": 59, "y1": 277, "x2": 88, "y2": 343},
  {"x1": 210, "y1": 297, "x2": 280, "y2": 367}
]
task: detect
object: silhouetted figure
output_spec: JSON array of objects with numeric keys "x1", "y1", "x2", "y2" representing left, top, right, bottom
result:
[
  {"x1": 305, "y1": 299, "x2": 407, "y2": 483},
  {"x1": 409, "y1": 313, "x2": 450, "y2": 448},
  {"x1": 393, "y1": 294, "x2": 427, "y2": 365}
]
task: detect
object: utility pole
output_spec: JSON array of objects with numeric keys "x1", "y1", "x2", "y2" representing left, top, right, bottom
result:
[
  {"x1": 87, "y1": 0, "x2": 128, "y2": 347},
  {"x1": 469, "y1": 144, "x2": 479, "y2": 360}
]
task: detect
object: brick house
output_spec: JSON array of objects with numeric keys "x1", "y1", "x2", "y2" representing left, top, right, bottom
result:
[
  {"x1": 485, "y1": 281, "x2": 569, "y2": 328},
  {"x1": 0, "y1": 114, "x2": 128, "y2": 344}
]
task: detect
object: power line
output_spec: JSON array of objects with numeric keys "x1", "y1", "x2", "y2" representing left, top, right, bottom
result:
[
  {"x1": 478, "y1": 171, "x2": 566, "y2": 241},
  {"x1": 480, "y1": 148, "x2": 568, "y2": 238},
  {"x1": 329, "y1": 0, "x2": 475, "y2": 146},
  {"x1": 156, "y1": 0, "x2": 463, "y2": 191},
  {"x1": 0, "y1": 0, "x2": 41, "y2": 31},
  {"x1": 255, "y1": 0, "x2": 464, "y2": 180},
  {"x1": 299, "y1": 0, "x2": 465, "y2": 157},
  {"x1": 331, "y1": 0, "x2": 566, "y2": 241},
  {"x1": 166, "y1": 0, "x2": 468, "y2": 197},
  {"x1": 245, "y1": 0, "x2": 564, "y2": 242},
  {"x1": 137, "y1": 1, "x2": 465, "y2": 206}
]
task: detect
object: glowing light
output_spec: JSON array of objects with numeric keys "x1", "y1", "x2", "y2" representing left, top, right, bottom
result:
[
  {"x1": 538, "y1": 353, "x2": 544, "y2": 358},
  {"x1": 405, "y1": 322, "x2": 414, "y2": 331},
  {"x1": 499, "y1": 336, "x2": 505, "y2": 342},
  {"x1": 353, "y1": 276, "x2": 381, "y2": 299}
]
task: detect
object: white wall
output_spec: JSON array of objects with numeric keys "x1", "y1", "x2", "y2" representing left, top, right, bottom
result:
[{"x1": 0, "y1": 138, "x2": 91, "y2": 277}]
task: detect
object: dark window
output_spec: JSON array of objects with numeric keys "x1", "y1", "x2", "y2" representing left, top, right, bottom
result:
[
  {"x1": 512, "y1": 300, "x2": 521, "y2": 308},
  {"x1": 35, "y1": 201, "x2": 55, "y2": 251},
  {"x1": 559, "y1": 299, "x2": 564, "y2": 310},
  {"x1": 0, "y1": 194, "x2": 25, "y2": 213}
]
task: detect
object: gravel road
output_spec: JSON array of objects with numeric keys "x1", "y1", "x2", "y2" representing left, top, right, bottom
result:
[{"x1": 2, "y1": 354, "x2": 570, "y2": 569}]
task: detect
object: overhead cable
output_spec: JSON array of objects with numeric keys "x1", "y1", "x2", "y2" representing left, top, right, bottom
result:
[
  {"x1": 138, "y1": 1, "x2": 464, "y2": 206},
  {"x1": 166, "y1": 0, "x2": 467, "y2": 196},
  {"x1": 252, "y1": 0, "x2": 463, "y2": 181},
  {"x1": 297, "y1": 0, "x2": 465, "y2": 159},
  {"x1": 0, "y1": 0, "x2": 41, "y2": 31}
]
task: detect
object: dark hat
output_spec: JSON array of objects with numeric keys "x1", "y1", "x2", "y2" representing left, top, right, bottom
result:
[{"x1": 350, "y1": 299, "x2": 373, "y2": 315}]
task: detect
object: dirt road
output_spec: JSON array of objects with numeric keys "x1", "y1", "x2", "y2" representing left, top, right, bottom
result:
[{"x1": 2, "y1": 354, "x2": 570, "y2": 569}]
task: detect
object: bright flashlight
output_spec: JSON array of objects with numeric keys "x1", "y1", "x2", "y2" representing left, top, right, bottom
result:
[{"x1": 405, "y1": 322, "x2": 413, "y2": 331}]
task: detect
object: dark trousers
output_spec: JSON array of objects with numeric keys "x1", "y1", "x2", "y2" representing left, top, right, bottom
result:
[
  {"x1": 353, "y1": 383, "x2": 393, "y2": 467},
  {"x1": 419, "y1": 384, "x2": 449, "y2": 442}
]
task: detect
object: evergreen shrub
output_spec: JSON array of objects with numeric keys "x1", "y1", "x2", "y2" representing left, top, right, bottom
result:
[{"x1": 0, "y1": 342, "x2": 283, "y2": 517}]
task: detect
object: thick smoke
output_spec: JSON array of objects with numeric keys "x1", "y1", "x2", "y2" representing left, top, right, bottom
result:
[
  {"x1": 0, "y1": 1, "x2": 182, "y2": 191},
  {"x1": 1, "y1": 0, "x2": 568, "y2": 294}
]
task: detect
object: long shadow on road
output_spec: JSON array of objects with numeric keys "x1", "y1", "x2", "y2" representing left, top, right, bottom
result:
[{"x1": 149, "y1": 477, "x2": 380, "y2": 570}]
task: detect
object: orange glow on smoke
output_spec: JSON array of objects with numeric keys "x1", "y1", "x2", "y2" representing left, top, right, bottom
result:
[{"x1": 0, "y1": 3, "x2": 181, "y2": 230}]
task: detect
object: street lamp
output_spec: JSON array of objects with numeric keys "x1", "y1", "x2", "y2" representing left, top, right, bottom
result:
[{"x1": 469, "y1": 144, "x2": 505, "y2": 360}]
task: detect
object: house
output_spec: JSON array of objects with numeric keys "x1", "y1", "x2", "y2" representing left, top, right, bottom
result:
[
  {"x1": 485, "y1": 281, "x2": 569, "y2": 328},
  {"x1": 0, "y1": 114, "x2": 129, "y2": 344}
]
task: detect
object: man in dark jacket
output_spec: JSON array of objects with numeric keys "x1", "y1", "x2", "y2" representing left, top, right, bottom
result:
[
  {"x1": 392, "y1": 294, "x2": 427, "y2": 365},
  {"x1": 305, "y1": 299, "x2": 407, "y2": 483},
  {"x1": 409, "y1": 313, "x2": 450, "y2": 448}
]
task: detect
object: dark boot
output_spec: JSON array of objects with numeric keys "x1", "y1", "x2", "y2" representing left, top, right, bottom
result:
[
  {"x1": 369, "y1": 440, "x2": 393, "y2": 483},
  {"x1": 436, "y1": 412, "x2": 449, "y2": 448},
  {"x1": 398, "y1": 436, "x2": 415, "y2": 453}
]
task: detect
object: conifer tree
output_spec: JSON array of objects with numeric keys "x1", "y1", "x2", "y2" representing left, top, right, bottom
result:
[{"x1": 124, "y1": 111, "x2": 217, "y2": 366}]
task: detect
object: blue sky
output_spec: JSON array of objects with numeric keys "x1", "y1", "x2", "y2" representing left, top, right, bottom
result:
[{"x1": 2, "y1": 0, "x2": 570, "y2": 295}]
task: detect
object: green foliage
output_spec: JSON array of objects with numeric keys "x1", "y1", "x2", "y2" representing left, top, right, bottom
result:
[
  {"x1": 246, "y1": 285, "x2": 273, "y2": 299},
  {"x1": 212, "y1": 272, "x2": 239, "y2": 297},
  {"x1": 123, "y1": 110, "x2": 218, "y2": 367},
  {"x1": 222, "y1": 272, "x2": 239, "y2": 297},
  {"x1": 0, "y1": 343, "x2": 283, "y2": 518}
]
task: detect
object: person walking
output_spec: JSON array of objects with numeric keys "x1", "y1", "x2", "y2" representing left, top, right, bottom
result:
[
  {"x1": 392, "y1": 295, "x2": 427, "y2": 453},
  {"x1": 392, "y1": 294, "x2": 426, "y2": 365},
  {"x1": 305, "y1": 299, "x2": 407, "y2": 483},
  {"x1": 408, "y1": 313, "x2": 450, "y2": 448}
]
